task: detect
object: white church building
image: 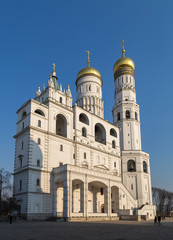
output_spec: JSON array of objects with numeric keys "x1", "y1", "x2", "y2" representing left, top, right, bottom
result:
[{"x1": 13, "y1": 44, "x2": 155, "y2": 221}]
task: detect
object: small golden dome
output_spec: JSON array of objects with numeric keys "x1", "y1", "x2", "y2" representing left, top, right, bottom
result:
[
  {"x1": 113, "y1": 57, "x2": 135, "y2": 74},
  {"x1": 77, "y1": 67, "x2": 101, "y2": 80}
]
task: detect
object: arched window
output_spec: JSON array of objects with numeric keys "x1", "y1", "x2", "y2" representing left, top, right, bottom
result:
[
  {"x1": 38, "y1": 120, "x2": 41, "y2": 127},
  {"x1": 135, "y1": 112, "x2": 138, "y2": 120},
  {"x1": 60, "y1": 144, "x2": 63, "y2": 151},
  {"x1": 112, "y1": 140, "x2": 116, "y2": 149},
  {"x1": 37, "y1": 160, "x2": 40, "y2": 167},
  {"x1": 82, "y1": 127, "x2": 87, "y2": 137},
  {"x1": 56, "y1": 114, "x2": 67, "y2": 138},
  {"x1": 89, "y1": 85, "x2": 91, "y2": 91},
  {"x1": 127, "y1": 160, "x2": 136, "y2": 172},
  {"x1": 22, "y1": 111, "x2": 26, "y2": 119},
  {"x1": 36, "y1": 179, "x2": 40, "y2": 186},
  {"x1": 126, "y1": 110, "x2": 130, "y2": 119},
  {"x1": 95, "y1": 123, "x2": 106, "y2": 145},
  {"x1": 117, "y1": 112, "x2": 120, "y2": 121},
  {"x1": 79, "y1": 113, "x2": 89, "y2": 125},
  {"x1": 143, "y1": 161, "x2": 148, "y2": 173},
  {"x1": 35, "y1": 109, "x2": 45, "y2": 117},
  {"x1": 110, "y1": 128, "x2": 117, "y2": 138},
  {"x1": 60, "y1": 97, "x2": 62, "y2": 103}
]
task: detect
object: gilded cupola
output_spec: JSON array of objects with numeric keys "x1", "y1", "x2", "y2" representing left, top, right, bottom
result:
[
  {"x1": 113, "y1": 40, "x2": 135, "y2": 78},
  {"x1": 76, "y1": 51, "x2": 102, "y2": 86}
]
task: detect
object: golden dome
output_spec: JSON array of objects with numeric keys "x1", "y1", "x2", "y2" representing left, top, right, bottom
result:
[
  {"x1": 77, "y1": 67, "x2": 101, "y2": 80},
  {"x1": 113, "y1": 57, "x2": 135, "y2": 74}
]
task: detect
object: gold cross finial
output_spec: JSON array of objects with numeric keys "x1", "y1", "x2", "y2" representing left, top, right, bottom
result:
[
  {"x1": 52, "y1": 63, "x2": 56, "y2": 72},
  {"x1": 121, "y1": 39, "x2": 125, "y2": 57},
  {"x1": 86, "y1": 50, "x2": 91, "y2": 67}
]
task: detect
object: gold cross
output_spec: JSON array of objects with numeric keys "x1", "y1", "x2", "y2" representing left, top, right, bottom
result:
[
  {"x1": 121, "y1": 39, "x2": 125, "y2": 50},
  {"x1": 86, "y1": 50, "x2": 91, "y2": 67},
  {"x1": 121, "y1": 40, "x2": 125, "y2": 57},
  {"x1": 52, "y1": 63, "x2": 56, "y2": 71}
]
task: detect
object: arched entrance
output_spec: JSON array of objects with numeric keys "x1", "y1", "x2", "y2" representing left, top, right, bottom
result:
[
  {"x1": 56, "y1": 181, "x2": 64, "y2": 217},
  {"x1": 88, "y1": 181, "x2": 108, "y2": 213},
  {"x1": 72, "y1": 179, "x2": 84, "y2": 213}
]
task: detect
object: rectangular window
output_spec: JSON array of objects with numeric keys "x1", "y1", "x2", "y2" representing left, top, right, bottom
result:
[
  {"x1": 114, "y1": 162, "x2": 116, "y2": 168},
  {"x1": 36, "y1": 179, "x2": 40, "y2": 186},
  {"x1": 84, "y1": 152, "x2": 86, "y2": 159},
  {"x1": 38, "y1": 120, "x2": 41, "y2": 127},
  {"x1": 38, "y1": 138, "x2": 41, "y2": 145},
  {"x1": 19, "y1": 158, "x2": 22, "y2": 168},
  {"x1": 21, "y1": 141, "x2": 24, "y2": 150},
  {"x1": 19, "y1": 180, "x2": 22, "y2": 190},
  {"x1": 101, "y1": 188, "x2": 103, "y2": 195},
  {"x1": 73, "y1": 154, "x2": 75, "y2": 159},
  {"x1": 60, "y1": 145, "x2": 63, "y2": 151},
  {"x1": 131, "y1": 184, "x2": 133, "y2": 190}
]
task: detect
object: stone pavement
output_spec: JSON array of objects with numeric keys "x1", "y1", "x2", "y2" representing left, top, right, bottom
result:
[{"x1": 0, "y1": 219, "x2": 173, "y2": 240}]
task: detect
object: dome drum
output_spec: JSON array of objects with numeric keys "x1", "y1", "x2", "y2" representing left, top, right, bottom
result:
[
  {"x1": 76, "y1": 67, "x2": 102, "y2": 86},
  {"x1": 114, "y1": 66, "x2": 135, "y2": 78}
]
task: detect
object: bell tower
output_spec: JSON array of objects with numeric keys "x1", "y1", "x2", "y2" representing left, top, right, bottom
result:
[
  {"x1": 113, "y1": 41, "x2": 153, "y2": 207},
  {"x1": 113, "y1": 40, "x2": 141, "y2": 151}
]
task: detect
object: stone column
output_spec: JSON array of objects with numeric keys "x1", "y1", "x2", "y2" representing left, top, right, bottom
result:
[
  {"x1": 108, "y1": 180, "x2": 111, "y2": 217},
  {"x1": 104, "y1": 186, "x2": 108, "y2": 214},
  {"x1": 68, "y1": 171, "x2": 72, "y2": 218},
  {"x1": 52, "y1": 182, "x2": 57, "y2": 217},
  {"x1": 63, "y1": 171, "x2": 72, "y2": 219},
  {"x1": 84, "y1": 174, "x2": 88, "y2": 218},
  {"x1": 63, "y1": 179, "x2": 68, "y2": 218}
]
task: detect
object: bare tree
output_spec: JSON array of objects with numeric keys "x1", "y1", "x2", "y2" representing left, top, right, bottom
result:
[
  {"x1": 165, "y1": 192, "x2": 173, "y2": 216},
  {"x1": 0, "y1": 168, "x2": 12, "y2": 203},
  {"x1": 152, "y1": 187, "x2": 173, "y2": 216}
]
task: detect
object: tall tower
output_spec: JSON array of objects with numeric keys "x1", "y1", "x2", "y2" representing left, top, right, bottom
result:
[
  {"x1": 76, "y1": 51, "x2": 104, "y2": 118},
  {"x1": 113, "y1": 41, "x2": 153, "y2": 207}
]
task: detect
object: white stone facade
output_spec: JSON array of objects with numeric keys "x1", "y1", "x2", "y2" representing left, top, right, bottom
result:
[{"x1": 13, "y1": 55, "x2": 155, "y2": 221}]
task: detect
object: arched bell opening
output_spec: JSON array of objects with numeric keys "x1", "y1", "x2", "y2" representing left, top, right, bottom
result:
[
  {"x1": 95, "y1": 123, "x2": 106, "y2": 145},
  {"x1": 56, "y1": 114, "x2": 67, "y2": 138}
]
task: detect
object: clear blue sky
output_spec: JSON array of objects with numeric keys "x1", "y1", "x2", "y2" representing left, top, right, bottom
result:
[{"x1": 0, "y1": 0, "x2": 173, "y2": 191}]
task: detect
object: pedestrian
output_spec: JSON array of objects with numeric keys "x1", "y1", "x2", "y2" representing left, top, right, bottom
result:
[
  {"x1": 158, "y1": 215, "x2": 161, "y2": 225},
  {"x1": 154, "y1": 215, "x2": 157, "y2": 226},
  {"x1": 10, "y1": 213, "x2": 13, "y2": 224}
]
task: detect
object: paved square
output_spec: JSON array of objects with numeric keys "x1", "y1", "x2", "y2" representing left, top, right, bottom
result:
[{"x1": 0, "y1": 219, "x2": 173, "y2": 240}]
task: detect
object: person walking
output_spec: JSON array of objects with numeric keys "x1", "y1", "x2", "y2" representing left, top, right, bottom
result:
[
  {"x1": 9, "y1": 213, "x2": 13, "y2": 224},
  {"x1": 158, "y1": 215, "x2": 161, "y2": 225},
  {"x1": 154, "y1": 216, "x2": 157, "y2": 226}
]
